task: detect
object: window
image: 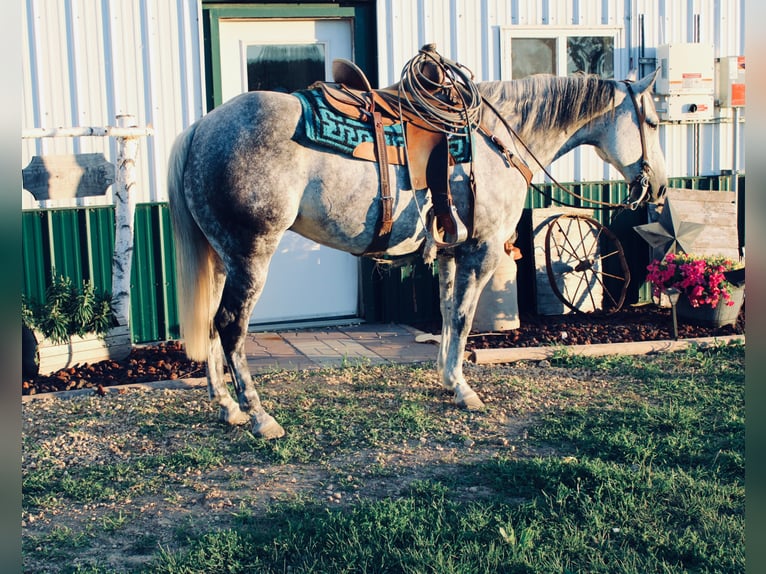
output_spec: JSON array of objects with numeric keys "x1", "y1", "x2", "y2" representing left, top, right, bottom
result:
[
  {"x1": 246, "y1": 44, "x2": 326, "y2": 93},
  {"x1": 501, "y1": 28, "x2": 620, "y2": 80}
]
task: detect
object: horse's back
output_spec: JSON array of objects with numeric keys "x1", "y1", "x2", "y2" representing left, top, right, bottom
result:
[{"x1": 193, "y1": 90, "x2": 303, "y2": 155}]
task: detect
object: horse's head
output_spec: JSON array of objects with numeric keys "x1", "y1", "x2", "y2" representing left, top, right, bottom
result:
[{"x1": 594, "y1": 70, "x2": 668, "y2": 209}]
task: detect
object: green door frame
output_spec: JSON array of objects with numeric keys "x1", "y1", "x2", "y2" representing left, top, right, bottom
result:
[{"x1": 202, "y1": 2, "x2": 378, "y2": 111}]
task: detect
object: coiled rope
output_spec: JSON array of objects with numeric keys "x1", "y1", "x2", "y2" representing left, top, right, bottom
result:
[{"x1": 395, "y1": 44, "x2": 483, "y2": 135}]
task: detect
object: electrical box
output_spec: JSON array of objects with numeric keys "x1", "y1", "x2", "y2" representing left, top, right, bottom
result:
[
  {"x1": 717, "y1": 55, "x2": 745, "y2": 107},
  {"x1": 656, "y1": 43, "x2": 715, "y2": 95},
  {"x1": 655, "y1": 43, "x2": 715, "y2": 121},
  {"x1": 655, "y1": 94, "x2": 714, "y2": 121}
]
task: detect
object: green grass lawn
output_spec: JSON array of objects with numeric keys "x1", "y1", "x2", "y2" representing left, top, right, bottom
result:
[{"x1": 22, "y1": 343, "x2": 744, "y2": 574}]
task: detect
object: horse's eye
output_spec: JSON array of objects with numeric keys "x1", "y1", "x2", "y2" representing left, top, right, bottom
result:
[{"x1": 645, "y1": 116, "x2": 659, "y2": 129}]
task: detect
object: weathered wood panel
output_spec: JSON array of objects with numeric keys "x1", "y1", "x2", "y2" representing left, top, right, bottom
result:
[
  {"x1": 34, "y1": 325, "x2": 131, "y2": 375},
  {"x1": 648, "y1": 188, "x2": 740, "y2": 261},
  {"x1": 22, "y1": 154, "x2": 115, "y2": 200}
]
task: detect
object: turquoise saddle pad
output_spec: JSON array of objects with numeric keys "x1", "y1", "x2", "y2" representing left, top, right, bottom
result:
[{"x1": 293, "y1": 88, "x2": 471, "y2": 163}]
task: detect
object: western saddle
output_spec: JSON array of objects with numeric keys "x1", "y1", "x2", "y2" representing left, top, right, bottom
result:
[{"x1": 318, "y1": 46, "x2": 532, "y2": 255}]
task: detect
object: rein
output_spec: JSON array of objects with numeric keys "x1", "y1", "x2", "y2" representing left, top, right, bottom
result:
[{"x1": 482, "y1": 79, "x2": 655, "y2": 212}]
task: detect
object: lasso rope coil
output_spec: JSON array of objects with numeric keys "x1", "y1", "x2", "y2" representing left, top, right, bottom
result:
[{"x1": 396, "y1": 44, "x2": 483, "y2": 135}]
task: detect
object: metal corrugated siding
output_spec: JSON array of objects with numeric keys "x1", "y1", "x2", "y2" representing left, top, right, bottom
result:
[
  {"x1": 22, "y1": 0, "x2": 205, "y2": 209},
  {"x1": 21, "y1": 204, "x2": 179, "y2": 344},
  {"x1": 376, "y1": 0, "x2": 745, "y2": 181}
]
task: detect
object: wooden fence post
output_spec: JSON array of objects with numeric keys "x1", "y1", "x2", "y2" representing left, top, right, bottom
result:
[{"x1": 111, "y1": 114, "x2": 140, "y2": 328}]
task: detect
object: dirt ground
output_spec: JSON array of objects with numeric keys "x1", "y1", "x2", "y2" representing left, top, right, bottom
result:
[{"x1": 21, "y1": 359, "x2": 621, "y2": 572}]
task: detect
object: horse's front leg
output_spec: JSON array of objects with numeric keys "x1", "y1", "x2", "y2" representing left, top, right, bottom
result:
[
  {"x1": 216, "y1": 265, "x2": 285, "y2": 439},
  {"x1": 436, "y1": 242, "x2": 501, "y2": 410},
  {"x1": 435, "y1": 254, "x2": 456, "y2": 383}
]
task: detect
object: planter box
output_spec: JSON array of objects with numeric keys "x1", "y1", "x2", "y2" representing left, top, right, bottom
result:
[
  {"x1": 676, "y1": 285, "x2": 745, "y2": 328},
  {"x1": 34, "y1": 325, "x2": 132, "y2": 375}
]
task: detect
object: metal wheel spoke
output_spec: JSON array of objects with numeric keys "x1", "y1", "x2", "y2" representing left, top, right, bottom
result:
[
  {"x1": 544, "y1": 214, "x2": 629, "y2": 314},
  {"x1": 600, "y1": 248, "x2": 622, "y2": 260},
  {"x1": 551, "y1": 221, "x2": 582, "y2": 261},
  {"x1": 600, "y1": 270, "x2": 627, "y2": 281}
]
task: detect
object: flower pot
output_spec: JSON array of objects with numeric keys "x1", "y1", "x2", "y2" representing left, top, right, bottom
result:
[
  {"x1": 31, "y1": 325, "x2": 132, "y2": 376},
  {"x1": 676, "y1": 285, "x2": 745, "y2": 328}
]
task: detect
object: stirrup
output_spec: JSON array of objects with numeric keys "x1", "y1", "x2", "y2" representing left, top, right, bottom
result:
[{"x1": 430, "y1": 206, "x2": 469, "y2": 247}]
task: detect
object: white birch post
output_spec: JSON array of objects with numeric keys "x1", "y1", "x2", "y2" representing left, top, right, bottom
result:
[{"x1": 111, "y1": 114, "x2": 140, "y2": 328}]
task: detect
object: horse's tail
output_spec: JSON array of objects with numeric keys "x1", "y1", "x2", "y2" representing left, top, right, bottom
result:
[{"x1": 168, "y1": 123, "x2": 218, "y2": 361}]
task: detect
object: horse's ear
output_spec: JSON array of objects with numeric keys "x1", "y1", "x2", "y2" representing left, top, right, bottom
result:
[
  {"x1": 625, "y1": 69, "x2": 639, "y2": 82},
  {"x1": 633, "y1": 67, "x2": 660, "y2": 93}
]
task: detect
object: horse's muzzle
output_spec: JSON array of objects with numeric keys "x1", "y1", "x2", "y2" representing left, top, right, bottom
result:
[{"x1": 626, "y1": 171, "x2": 666, "y2": 210}]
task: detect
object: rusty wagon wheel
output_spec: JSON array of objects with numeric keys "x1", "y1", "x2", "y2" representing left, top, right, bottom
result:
[{"x1": 544, "y1": 214, "x2": 630, "y2": 314}]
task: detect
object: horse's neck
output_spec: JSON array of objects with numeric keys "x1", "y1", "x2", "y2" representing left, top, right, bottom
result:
[
  {"x1": 511, "y1": 110, "x2": 601, "y2": 172},
  {"x1": 481, "y1": 78, "x2": 616, "y2": 174},
  {"x1": 514, "y1": 124, "x2": 579, "y2": 171}
]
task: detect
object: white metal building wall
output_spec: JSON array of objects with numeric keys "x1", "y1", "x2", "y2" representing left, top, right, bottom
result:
[
  {"x1": 21, "y1": 0, "x2": 205, "y2": 208},
  {"x1": 21, "y1": 1, "x2": 744, "y2": 209},
  {"x1": 376, "y1": 0, "x2": 746, "y2": 183}
]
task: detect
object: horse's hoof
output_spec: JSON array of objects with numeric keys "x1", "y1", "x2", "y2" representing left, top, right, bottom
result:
[
  {"x1": 252, "y1": 414, "x2": 286, "y2": 440},
  {"x1": 454, "y1": 387, "x2": 485, "y2": 411},
  {"x1": 219, "y1": 406, "x2": 250, "y2": 426}
]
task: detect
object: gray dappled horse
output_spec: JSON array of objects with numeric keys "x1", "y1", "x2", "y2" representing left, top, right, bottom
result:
[{"x1": 168, "y1": 70, "x2": 667, "y2": 439}]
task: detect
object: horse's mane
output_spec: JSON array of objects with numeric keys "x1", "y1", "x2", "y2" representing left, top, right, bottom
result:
[{"x1": 478, "y1": 75, "x2": 616, "y2": 134}]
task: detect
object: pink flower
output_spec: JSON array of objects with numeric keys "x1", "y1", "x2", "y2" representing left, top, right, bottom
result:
[{"x1": 645, "y1": 253, "x2": 740, "y2": 309}]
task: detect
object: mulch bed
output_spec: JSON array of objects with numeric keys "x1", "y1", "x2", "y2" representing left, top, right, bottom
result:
[
  {"x1": 22, "y1": 340, "x2": 206, "y2": 396},
  {"x1": 464, "y1": 304, "x2": 745, "y2": 350},
  {"x1": 22, "y1": 304, "x2": 744, "y2": 396}
]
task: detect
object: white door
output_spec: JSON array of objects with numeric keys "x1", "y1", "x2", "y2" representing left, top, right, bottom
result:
[{"x1": 218, "y1": 19, "x2": 360, "y2": 327}]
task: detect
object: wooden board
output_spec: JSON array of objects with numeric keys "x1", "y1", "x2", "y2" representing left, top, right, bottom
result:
[
  {"x1": 36, "y1": 325, "x2": 131, "y2": 375},
  {"x1": 648, "y1": 188, "x2": 740, "y2": 260},
  {"x1": 22, "y1": 153, "x2": 115, "y2": 200}
]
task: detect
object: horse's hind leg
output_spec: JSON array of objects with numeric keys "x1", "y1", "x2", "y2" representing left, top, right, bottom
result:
[
  {"x1": 201, "y1": 271, "x2": 251, "y2": 425},
  {"x1": 216, "y1": 259, "x2": 285, "y2": 439},
  {"x1": 207, "y1": 333, "x2": 250, "y2": 425}
]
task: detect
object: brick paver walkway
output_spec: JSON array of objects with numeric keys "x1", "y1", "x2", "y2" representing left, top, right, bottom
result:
[{"x1": 244, "y1": 323, "x2": 437, "y2": 373}]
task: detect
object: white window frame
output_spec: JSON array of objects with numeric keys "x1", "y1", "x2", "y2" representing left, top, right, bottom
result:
[{"x1": 500, "y1": 26, "x2": 623, "y2": 80}]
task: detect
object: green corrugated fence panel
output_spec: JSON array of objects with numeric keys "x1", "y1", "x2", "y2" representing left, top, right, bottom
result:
[
  {"x1": 22, "y1": 204, "x2": 180, "y2": 344},
  {"x1": 48, "y1": 209, "x2": 84, "y2": 283},
  {"x1": 22, "y1": 211, "x2": 48, "y2": 305},
  {"x1": 131, "y1": 207, "x2": 161, "y2": 343},
  {"x1": 667, "y1": 175, "x2": 733, "y2": 191},
  {"x1": 524, "y1": 183, "x2": 548, "y2": 209},
  {"x1": 85, "y1": 208, "x2": 115, "y2": 294},
  {"x1": 360, "y1": 257, "x2": 440, "y2": 324},
  {"x1": 33, "y1": 208, "x2": 116, "y2": 298},
  {"x1": 129, "y1": 204, "x2": 182, "y2": 343},
  {"x1": 159, "y1": 206, "x2": 180, "y2": 339}
]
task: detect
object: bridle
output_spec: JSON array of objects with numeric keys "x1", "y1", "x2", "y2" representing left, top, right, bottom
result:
[{"x1": 622, "y1": 79, "x2": 657, "y2": 210}]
